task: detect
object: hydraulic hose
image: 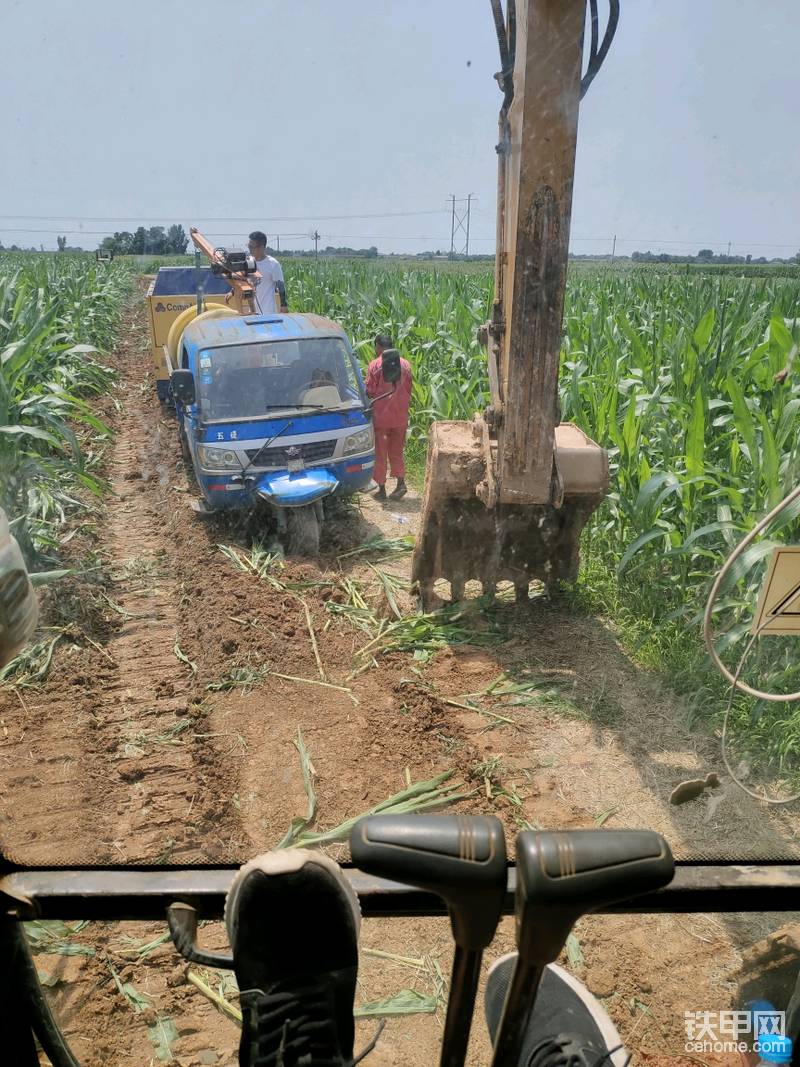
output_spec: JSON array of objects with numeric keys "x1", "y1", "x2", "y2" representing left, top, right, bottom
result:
[
  {"x1": 1, "y1": 921, "x2": 81, "y2": 1067},
  {"x1": 703, "y1": 481, "x2": 800, "y2": 703}
]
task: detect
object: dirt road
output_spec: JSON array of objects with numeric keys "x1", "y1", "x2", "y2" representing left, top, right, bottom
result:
[{"x1": 1, "y1": 300, "x2": 799, "y2": 1065}]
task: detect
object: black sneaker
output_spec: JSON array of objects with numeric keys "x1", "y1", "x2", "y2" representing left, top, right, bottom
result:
[
  {"x1": 225, "y1": 850, "x2": 362, "y2": 1067},
  {"x1": 485, "y1": 954, "x2": 628, "y2": 1066},
  {"x1": 373, "y1": 485, "x2": 387, "y2": 502},
  {"x1": 388, "y1": 479, "x2": 407, "y2": 500}
]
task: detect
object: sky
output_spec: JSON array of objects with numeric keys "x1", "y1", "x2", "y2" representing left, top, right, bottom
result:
[{"x1": 1, "y1": 1, "x2": 798, "y2": 258}]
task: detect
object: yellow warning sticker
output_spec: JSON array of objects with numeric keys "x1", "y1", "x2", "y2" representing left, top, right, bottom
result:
[{"x1": 752, "y1": 546, "x2": 800, "y2": 635}]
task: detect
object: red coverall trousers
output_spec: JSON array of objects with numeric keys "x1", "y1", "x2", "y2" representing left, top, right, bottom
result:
[{"x1": 373, "y1": 425, "x2": 406, "y2": 485}]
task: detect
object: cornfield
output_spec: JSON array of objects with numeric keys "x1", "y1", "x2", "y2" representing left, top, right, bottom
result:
[
  {"x1": 4, "y1": 252, "x2": 800, "y2": 765},
  {"x1": 291, "y1": 260, "x2": 800, "y2": 765},
  {"x1": 0, "y1": 254, "x2": 131, "y2": 561}
]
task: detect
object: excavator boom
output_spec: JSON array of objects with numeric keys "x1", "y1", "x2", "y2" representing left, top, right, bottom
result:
[{"x1": 412, "y1": 0, "x2": 609, "y2": 607}]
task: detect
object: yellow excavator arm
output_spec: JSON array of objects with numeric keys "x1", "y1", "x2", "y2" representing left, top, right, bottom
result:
[{"x1": 412, "y1": 0, "x2": 612, "y2": 607}]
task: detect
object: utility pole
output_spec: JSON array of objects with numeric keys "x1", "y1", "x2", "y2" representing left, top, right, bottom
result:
[
  {"x1": 611, "y1": 234, "x2": 617, "y2": 263},
  {"x1": 449, "y1": 195, "x2": 473, "y2": 258},
  {"x1": 727, "y1": 240, "x2": 731, "y2": 257},
  {"x1": 276, "y1": 234, "x2": 281, "y2": 252},
  {"x1": 313, "y1": 230, "x2": 320, "y2": 259}
]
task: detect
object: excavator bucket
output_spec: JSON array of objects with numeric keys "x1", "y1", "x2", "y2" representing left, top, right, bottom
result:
[
  {"x1": 413, "y1": 0, "x2": 609, "y2": 609},
  {"x1": 412, "y1": 419, "x2": 607, "y2": 609}
]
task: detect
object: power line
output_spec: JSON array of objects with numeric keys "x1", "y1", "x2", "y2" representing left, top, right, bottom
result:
[
  {"x1": 2, "y1": 226, "x2": 795, "y2": 255},
  {"x1": 0, "y1": 209, "x2": 451, "y2": 223},
  {"x1": 0, "y1": 228, "x2": 313, "y2": 239},
  {"x1": 605, "y1": 237, "x2": 800, "y2": 249}
]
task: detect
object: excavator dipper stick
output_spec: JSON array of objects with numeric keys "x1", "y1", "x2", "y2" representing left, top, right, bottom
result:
[
  {"x1": 494, "y1": 0, "x2": 585, "y2": 505},
  {"x1": 412, "y1": 0, "x2": 608, "y2": 609}
]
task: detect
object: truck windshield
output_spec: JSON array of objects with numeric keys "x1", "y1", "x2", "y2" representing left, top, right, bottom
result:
[{"x1": 197, "y1": 337, "x2": 364, "y2": 421}]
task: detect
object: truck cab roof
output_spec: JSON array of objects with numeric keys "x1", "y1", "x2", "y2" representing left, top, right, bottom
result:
[{"x1": 182, "y1": 313, "x2": 348, "y2": 351}]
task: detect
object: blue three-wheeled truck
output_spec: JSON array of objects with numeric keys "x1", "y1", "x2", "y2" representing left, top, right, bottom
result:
[{"x1": 146, "y1": 263, "x2": 375, "y2": 555}]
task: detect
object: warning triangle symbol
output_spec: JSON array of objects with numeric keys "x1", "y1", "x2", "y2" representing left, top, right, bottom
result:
[
  {"x1": 769, "y1": 579, "x2": 800, "y2": 617},
  {"x1": 753, "y1": 547, "x2": 800, "y2": 634}
]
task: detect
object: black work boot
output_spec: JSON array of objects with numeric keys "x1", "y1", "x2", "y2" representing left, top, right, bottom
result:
[
  {"x1": 485, "y1": 954, "x2": 628, "y2": 1066},
  {"x1": 388, "y1": 479, "x2": 407, "y2": 500},
  {"x1": 226, "y1": 850, "x2": 363, "y2": 1067},
  {"x1": 373, "y1": 484, "x2": 387, "y2": 502}
]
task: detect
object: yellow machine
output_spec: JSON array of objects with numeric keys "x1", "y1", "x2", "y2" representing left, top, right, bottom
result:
[
  {"x1": 146, "y1": 227, "x2": 264, "y2": 402},
  {"x1": 146, "y1": 274, "x2": 229, "y2": 402}
]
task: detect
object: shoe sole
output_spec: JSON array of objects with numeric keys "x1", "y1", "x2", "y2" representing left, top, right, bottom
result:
[
  {"x1": 224, "y1": 849, "x2": 362, "y2": 947},
  {"x1": 487, "y1": 952, "x2": 627, "y2": 1067}
]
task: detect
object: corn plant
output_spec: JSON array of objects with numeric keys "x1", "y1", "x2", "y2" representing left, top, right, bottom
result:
[{"x1": 0, "y1": 255, "x2": 130, "y2": 560}]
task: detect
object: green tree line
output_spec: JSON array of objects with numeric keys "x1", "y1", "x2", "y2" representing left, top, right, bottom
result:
[{"x1": 98, "y1": 225, "x2": 189, "y2": 256}]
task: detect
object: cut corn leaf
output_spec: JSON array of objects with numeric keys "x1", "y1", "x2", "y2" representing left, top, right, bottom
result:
[
  {"x1": 566, "y1": 933, "x2": 585, "y2": 969},
  {"x1": 277, "y1": 730, "x2": 318, "y2": 848},
  {"x1": 173, "y1": 641, "x2": 197, "y2": 676},
  {"x1": 595, "y1": 807, "x2": 618, "y2": 827},
  {"x1": 29, "y1": 568, "x2": 74, "y2": 586},
  {"x1": 338, "y1": 535, "x2": 414, "y2": 559},
  {"x1": 148, "y1": 1017, "x2": 179, "y2": 1063},
  {"x1": 354, "y1": 988, "x2": 438, "y2": 1017},
  {"x1": 108, "y1": 962, "x2": 153, "y2": 1013}
]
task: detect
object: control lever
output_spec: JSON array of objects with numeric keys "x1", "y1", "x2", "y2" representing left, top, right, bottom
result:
[
  {"x1": 351, "y1": 814, "x2": 507, "y2": 1067},
  {"x1": 490, "y1": 829, "x2": 674, "y2": 1065}
]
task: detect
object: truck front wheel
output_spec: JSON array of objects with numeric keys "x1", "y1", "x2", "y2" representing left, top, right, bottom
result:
[
  {"x1": 285, "y1": 506, "x2": 320, "y2": 557},
  {"x1": 180, "y1": 427, "x2": 198, "y2": 488}
]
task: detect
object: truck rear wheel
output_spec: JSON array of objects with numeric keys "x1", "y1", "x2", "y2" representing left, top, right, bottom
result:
[{"x1": 285, "y1": 506, "x2": 320, "y2": 557}]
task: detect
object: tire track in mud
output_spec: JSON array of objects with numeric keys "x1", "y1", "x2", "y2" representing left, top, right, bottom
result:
[
  {"x1": 0, "y1": 307, "x2": 249, "y2": 865},
  {"x1": 86, "y1": 329, "x2": 251, "y2": 863}
]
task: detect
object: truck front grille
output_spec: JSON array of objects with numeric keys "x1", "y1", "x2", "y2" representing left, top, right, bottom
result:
[{"x1": 244, "y1": 439, "x2": 337, "y2": 467}]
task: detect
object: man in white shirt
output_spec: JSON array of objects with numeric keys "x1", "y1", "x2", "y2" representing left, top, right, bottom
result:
[{"x1": 247, "y1": 231, "x2": 288, "y2": 314}]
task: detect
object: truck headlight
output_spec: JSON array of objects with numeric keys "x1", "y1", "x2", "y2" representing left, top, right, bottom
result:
[
  {"x1": 342, "y1": 426, "x2": 374, "y2": 456},
  {"x1": 197, "y1": 445, "x2": 242, "y2": 470}
]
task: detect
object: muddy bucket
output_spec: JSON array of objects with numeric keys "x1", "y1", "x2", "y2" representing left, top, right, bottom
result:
[{"x1": 411, "y1": 420, "x2": 608, "y2": 608}]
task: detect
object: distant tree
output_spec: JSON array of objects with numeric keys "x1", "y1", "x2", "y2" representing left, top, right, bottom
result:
[
  {"x1": 696, "y1": 248, "x2": 714, "y2": 262},
  {"x1": 166, "y1": 224, "x2": 189, "y2": 254},
  {"x1": 129, "y1": 227, "x2": 146, "y2": 255},
  {"x1": 144, "y1": 226, "x2": 167, "y2": 255},
  {"x1": 56, "y1": 235, "x2": 67, "y2": 251},
  {"x1": 102, "y1": 231, "x2": 134, "y2": 255}
]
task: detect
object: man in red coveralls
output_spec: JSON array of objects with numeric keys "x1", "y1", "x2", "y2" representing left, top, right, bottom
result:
[{"x1": 365, "y1": 334, "x2": 413, "y2": 501}]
